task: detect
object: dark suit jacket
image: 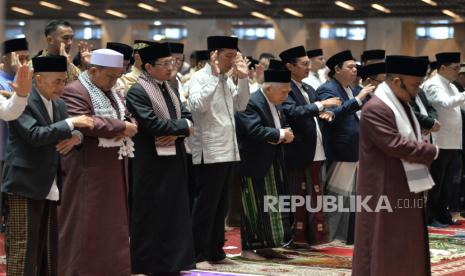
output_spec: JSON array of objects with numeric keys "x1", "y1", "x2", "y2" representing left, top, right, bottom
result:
[
  {"x1": 235, "y1": 90, "x2": 285, "y2": 179},
  {"x1": 317, "y1": 78, "x2": 362, "y2": 162},
  {"x1": 281, "y1": 81, "x2": 321, "y2": 169},
  {"x1": 2, "y1": 87, "x2": 72, "y2": 199},
  {"x1": 409, "y1": 89, "x2": 437, "y2": 130}
]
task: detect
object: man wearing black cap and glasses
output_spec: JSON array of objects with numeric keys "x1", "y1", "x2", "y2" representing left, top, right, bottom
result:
[
  {"x1": 279, "y1": 46, "x2": 340, "y2": 248},
  {"x1": 302, "y1": 48, "x2": 327, "y2": 90},
  {"x1": 423, "y1": 52, "x2": 465, "y2": 226},
  {"x1": 165, "y1": 42, "x2": 188, "y2": 107},
  {"x1": 126, "y1": 42, "x2": 195, "y2": 275},
  {"x1": 317, "y1": 50, "x2": 375, "y2": 244},
  {"x1": 353, "y1": 55, "x2": 437, "y2": 276},
  {"x1": 189, "y1": 35, "x2": 249, "y2": 269}
]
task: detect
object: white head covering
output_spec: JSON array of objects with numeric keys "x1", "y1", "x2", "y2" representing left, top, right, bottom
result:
[{"x1": 90, "y1": 48, "x2": 123, "y2": 68}]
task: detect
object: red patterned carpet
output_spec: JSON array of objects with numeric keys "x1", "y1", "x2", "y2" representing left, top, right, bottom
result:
[
  {"x1": 0, "y1": 225, "x2": 465, "y2": 275},
  {"x1": 220, "y1": 225, "x2": 465, "y2": 276}
]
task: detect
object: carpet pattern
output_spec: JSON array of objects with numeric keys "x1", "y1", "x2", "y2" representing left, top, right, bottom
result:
[
  {"x1": 214, "y1": 226, "x2": 465, "y2": 276},
  {"x1": 1, "y1": 225, "x2": 465, "y2": 275}
]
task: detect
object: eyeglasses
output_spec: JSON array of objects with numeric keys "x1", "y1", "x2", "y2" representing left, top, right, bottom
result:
[
  {"x1": 174, "y1": 58, "x2": 184, "y2": 64},
  {"x1": 293, "y1": 61, "x2": 311, "y2": 67},
  {"x1": 155, "y1": 60, "x2": 175, "y2": 68},
  {"x1": 447, "y1": 65, "x2": 460, "y2": 71},
  {"x1": 371, "y1": 78, "x2": 383, "y2": 84}
]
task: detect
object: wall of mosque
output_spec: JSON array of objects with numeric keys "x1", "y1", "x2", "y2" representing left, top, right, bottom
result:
[{"x1": 11, "y1": 17, "x2": 465, "y2": 62}]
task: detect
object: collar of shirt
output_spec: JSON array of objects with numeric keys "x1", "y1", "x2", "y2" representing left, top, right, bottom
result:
[
  {"x1": 437, "y1": 73, "x2": 453, "y2": 86},
  {"x1": 38, "y1": 90, "x2": 53, "y2": 118},
  {"x1": 260, "y1": 88, "x2": 274, "y2": 107},
  {"x1": 291, "y1": 78, "x2": 302, "y2": 88}
]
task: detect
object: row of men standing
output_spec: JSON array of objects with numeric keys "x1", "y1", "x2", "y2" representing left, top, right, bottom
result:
[{"x1": 0, "y1": 18, "x2": 464, "y2": 276}]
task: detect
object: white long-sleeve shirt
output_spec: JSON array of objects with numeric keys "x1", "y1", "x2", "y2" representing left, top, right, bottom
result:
[
  {"x1": 423, "y1": 73, "x2": 465, "y2": 149},
  {"x1": 188, "y1": 63, "x2": 250, "y2": 164},
  {"x1": 0, "y1": 93, "x2": 28, "y2": 121}
]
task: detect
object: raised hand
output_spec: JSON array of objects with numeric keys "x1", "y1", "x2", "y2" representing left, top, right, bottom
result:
[
  {"x1": 10, "y1": 52, "x2": 21, "y2": 74},
  {"x1": 233, "y1": 52, "x2": 249, "y2": 79},
  {"x1": 356, "y1": 84, "x2": 375, "y2": 101},
  {"x1": 9, "y1": 64, "x2": 32, "y2": 97},
  {"x1": 255, "y1": 63, "x2": 265, "y2": 84},
  {"x1": 210, "y1": 50, "x2": 220, "y2": 77},
  {"x1": 59, "y1": 42, "x2": 71, "y2": 64},
  {"x1": 78, "y1": 41, "x2": 92, "y2": 68}
]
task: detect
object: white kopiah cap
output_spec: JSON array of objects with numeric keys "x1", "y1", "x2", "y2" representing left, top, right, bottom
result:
[{"x1": 90, "y1": 48, "x2": 124, "y2": 68}]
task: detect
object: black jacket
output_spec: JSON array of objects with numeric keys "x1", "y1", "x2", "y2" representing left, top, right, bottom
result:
[
  {"x1": 281, "y1": 81, "x2": 321, "y2": 168},
  {"x1": 236, "y1": 90, "x2": 285, "y2": 178},
  {"x1": 2, "y1": 87, "x2": 72, "y2": 199},
  {"x1": 409, "y1": 89, "x2": 437, "y2": 130}
]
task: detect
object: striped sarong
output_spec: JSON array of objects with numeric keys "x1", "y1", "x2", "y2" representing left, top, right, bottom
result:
[
  {"x1": 5, "y1": 194, "x2": 57, "y2": 276},
  {"x1": 240, "y1": 160, "x2": 290, "y2": 250}
]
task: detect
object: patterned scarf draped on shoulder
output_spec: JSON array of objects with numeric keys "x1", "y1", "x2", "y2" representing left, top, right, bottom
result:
[
  {"x1": 138, "y1": 71, "x2": 182, "y2": 155},
  {"x1": 78, "y1": 70, "x2": 135, "y2": 159}
]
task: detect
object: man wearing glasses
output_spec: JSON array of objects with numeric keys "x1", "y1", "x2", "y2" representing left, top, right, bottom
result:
[
  {"x1": 279, "y1": 46, "x2": 340, "y2": 248},
  {"x1": 423, "y1": 52, "x2": 465, "y2": 226},
  {"x1": 166, "y1": 42, "x2": 188, "y2": 106}
]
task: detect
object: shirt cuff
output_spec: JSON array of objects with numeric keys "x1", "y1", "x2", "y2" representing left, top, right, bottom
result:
[
  {"x1": 315, "y1": 101, "x2": 324, "y2": 111},
  {"x1": 65, "y1": 118, "x2": 74, "y2": 130},
  {"x1": 186, "y1": 119, "x2": 193, "y2": 128},
  {"x1": 72, "y1": 130, "x2": 83, "y2": 145},
  {"x1": 355, "y1": 97, "x2": 363, "y2": 106},
  {"x1": 434, "y1": 146, "x2": 440, "y2": 160},
  {"x1": 279, "y1": 129, "x2": 285, "y2": 141}
]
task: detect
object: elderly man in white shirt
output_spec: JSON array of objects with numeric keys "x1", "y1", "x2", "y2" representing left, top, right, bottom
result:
[
  {"x1": 423, "y1": 52, "x2": 464, "y2": 227},
  {"x1": 189, "y1": 36, "x2": 249, "y2": 269}
]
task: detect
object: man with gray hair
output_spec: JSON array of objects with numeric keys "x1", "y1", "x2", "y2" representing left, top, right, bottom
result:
[
  {"x1": 58, "y1": 48, "x2": 137, "y2": 275},
  {"x1": 235, "y1": 66, "x2": 294, "y2": 260}
]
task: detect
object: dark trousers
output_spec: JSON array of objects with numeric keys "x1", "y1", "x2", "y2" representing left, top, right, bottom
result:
[
  {"x1": 5, "y1": 194, "x2": 57, "y2": 276},
  {"x1": 428, "y1": 149, "x2": 462, "y2": 224},
  {"x1": 192, "y1": 161, "x2": 235, "y2": 262}
]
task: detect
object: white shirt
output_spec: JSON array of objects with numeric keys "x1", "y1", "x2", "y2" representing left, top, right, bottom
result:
[
  {"x1": 39, "y1": 93, "x2": 74, "y2": 201},
  {"x1": 0, "y1": 93, "x2": 28, "y2": 121},
  {"x1": 302, "y1": 71, "x2": 324, "y2": 91},
  {"x1": 423, "y1": 73, "x2": 465, "y2": 149},
  {"x1": 344, "y1": 86, "x2": 362, "y2": 118},
  {"x1": 260, "y1": 89, "x2": 285, "y2": 140},
  {"x1": 188, "y1": 63, "x2": 250, "y2": 164},
  {"x1": 292, "y1": 79, "x2": 326, "y2": 161}
]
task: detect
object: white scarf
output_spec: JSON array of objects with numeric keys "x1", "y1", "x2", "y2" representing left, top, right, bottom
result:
[
  {"x1": 138, "y1": 71, "x2": 182, "y2": 156},
  {"x1": 78, "y1": 71, "x2": 135, "y2": 160},
  {"x1": 375, "y1": 82, "x2": 435, "y2": 193}
]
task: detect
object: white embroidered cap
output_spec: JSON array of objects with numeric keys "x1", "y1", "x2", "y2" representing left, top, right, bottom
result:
[{"x1": 90, "y1": 48, "x2": 123, "y2": 68}]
